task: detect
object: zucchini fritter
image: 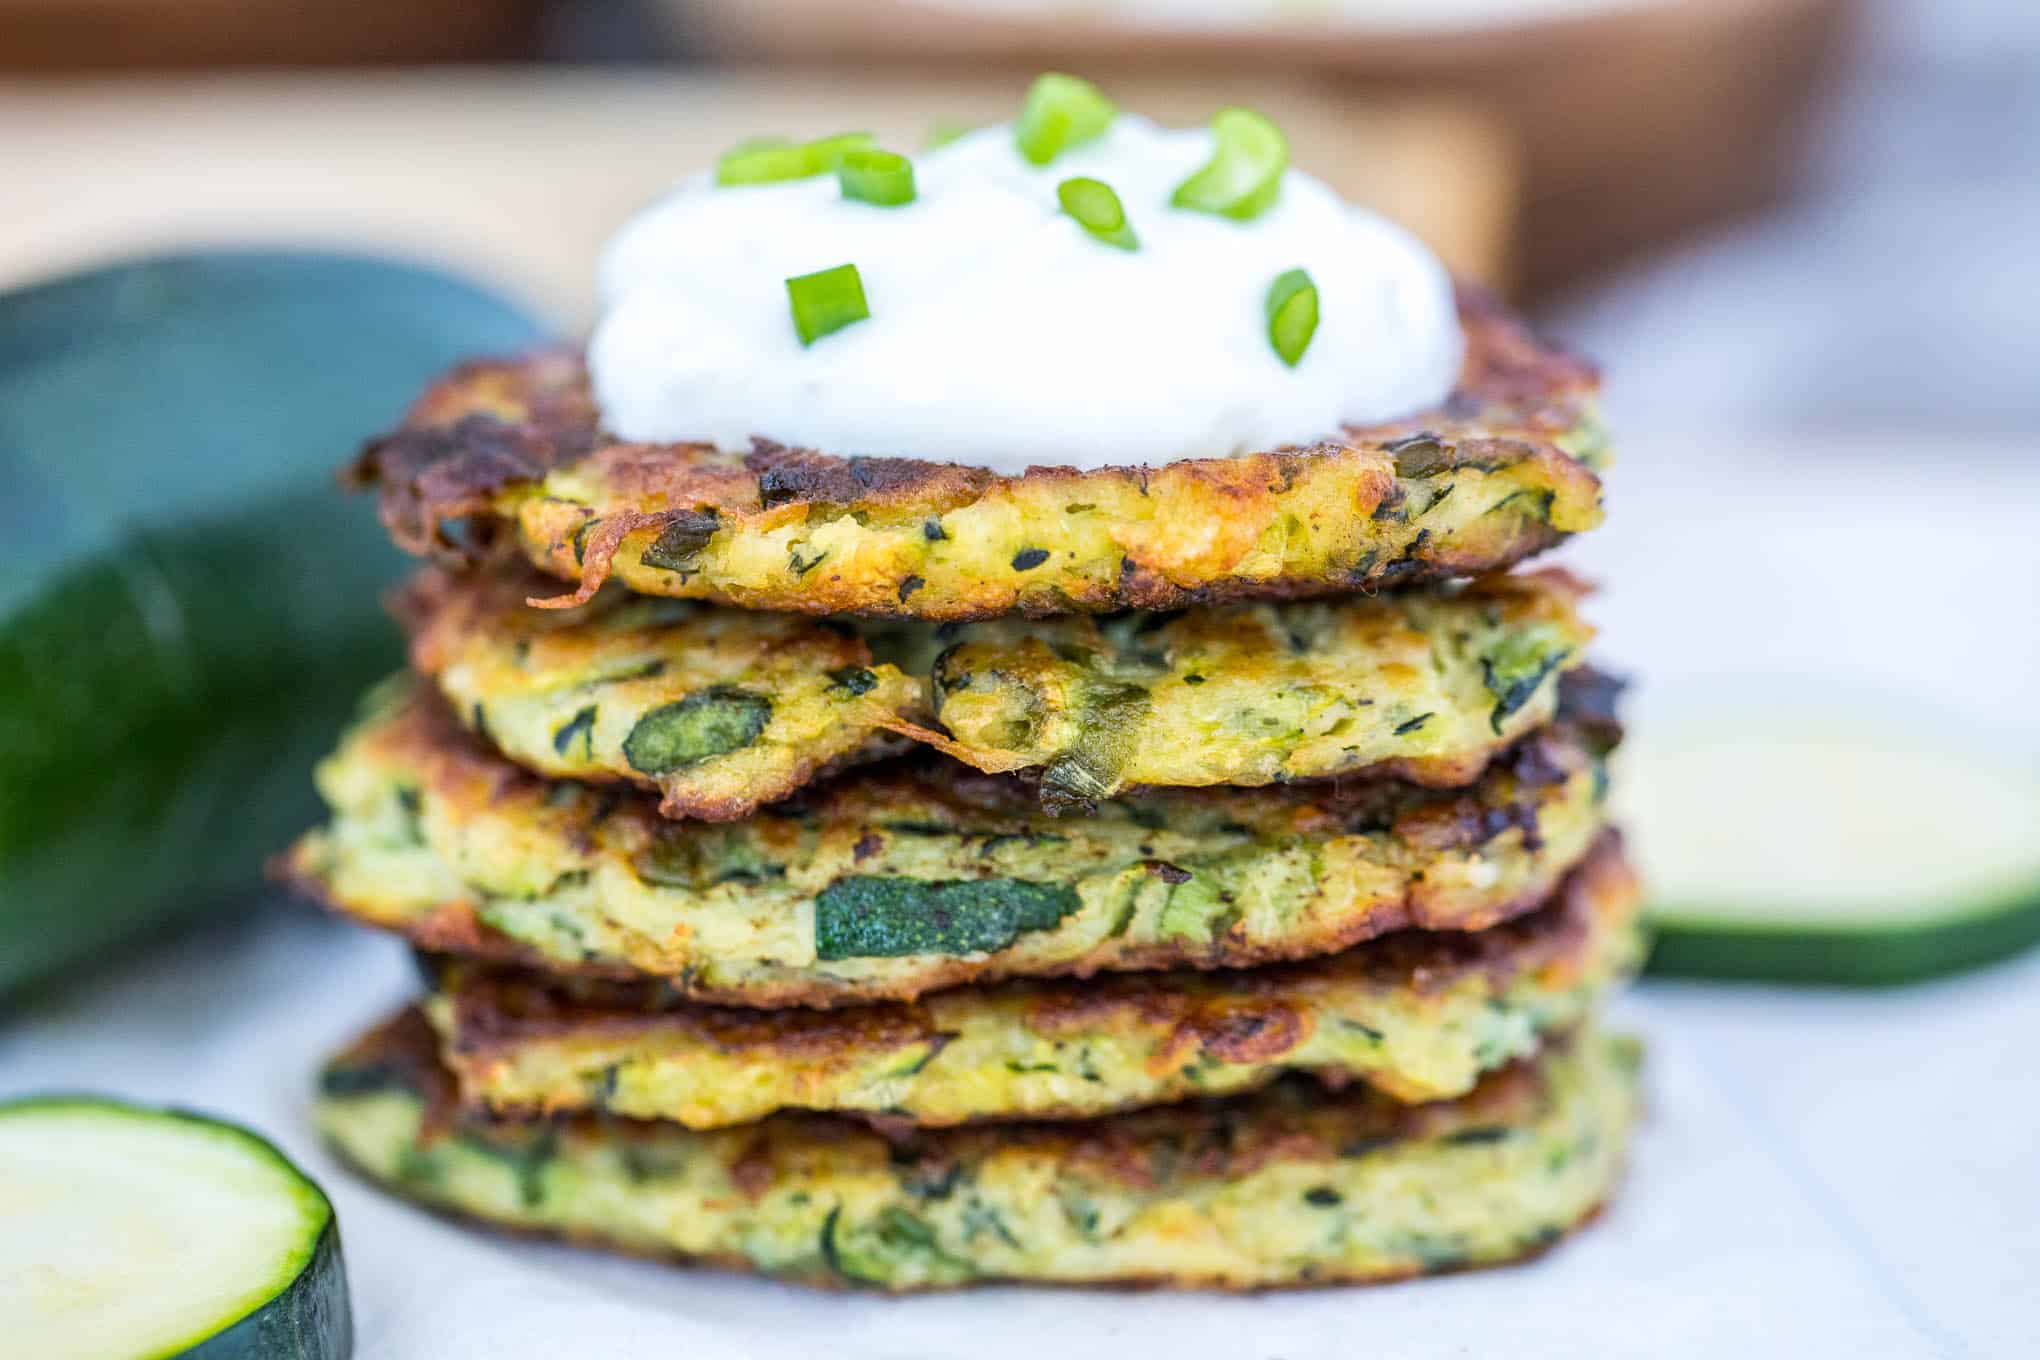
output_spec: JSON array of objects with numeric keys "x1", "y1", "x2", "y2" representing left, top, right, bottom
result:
[
  {"x1": 909, "y1": 570, "x2": 1591, "y2": 803},
  {"x1": 425, "y1": 838, "x2": 1639, "y2": 1127},
  {"x1": 353, "y1": 290, "x2": 1605, "y2": 621},
  {"x1": 277, "y1": 680, "x2": 1615, "y2": 1007},
  {"x1": 407, "y1": 567, "x2": 1589, "y2": 810},
  {"x1": 317, "y1": 1010, "x2": 1639, "y2": 1291},
  {"x1": 398, "y1": 568, "x2": 922, "y2": 821}
]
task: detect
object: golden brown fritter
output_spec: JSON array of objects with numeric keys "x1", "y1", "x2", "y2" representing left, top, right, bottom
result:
[
  {"x1": 276, "y1": 677, "x2": 1617, "y2": 1007},
  {"x1": 424, "y1": 837, "x2": 1640, "y2": 1127},
  {"x1": 903, "y1": 569, "x2": 1593, "y2": 804},
  {"x1": 352, "y1": 289, "x2": 1606, "y2": 620},
  {"x1": 317, "y1": 1009, "x2": 1640, "y2": 1291},
  {"x1": 402, "y1": 565, "x2": 1590, "y2": 812}
]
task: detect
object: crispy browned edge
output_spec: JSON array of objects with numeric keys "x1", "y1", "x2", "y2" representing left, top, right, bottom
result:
[
  {"x1": 349, "y1": 286, "x2": 1601, "y2": 619},
  {"x1": 432, "y1": 835, "x2": 1635, "y2": 1124},
  {"x1": 322, "y1": 1007, "x2": 1624, "y2": 1291},
  {"x1": 272, "y1": 672, "x2": 1620, "y2": 1006}
]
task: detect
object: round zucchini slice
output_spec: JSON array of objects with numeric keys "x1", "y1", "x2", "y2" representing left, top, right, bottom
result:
[
  {"x1": 1620, "y1": 715, "x2": 2040, "y2": 984},
  {"x1": 0, "y1": 1097, "x2": 352, "y2": 1360}
]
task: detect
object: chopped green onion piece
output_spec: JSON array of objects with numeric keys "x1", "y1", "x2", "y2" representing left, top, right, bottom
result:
[
  {"x1": 716, "y1": 138, "x2": 812, "y2": 185},
  {"x1": 1014, "y1": 73, "x2": 1117, "y2": 167},
  {"x1": 925, "y1": 120, "x2": 975, "y2": 150},
  {"x1": 717, "y1": 131, "x2": 876, "y2": 186},
  {"x1": 1171, "y1": 107, "x2": 1288, "y2": 221},
  {"x1": 1056, "y1": 177, "x2": 1138, "y2": 251},
  {"x1": 839, "y1": 149, "x2": 918, "y2": 206},
  {"x1": 1264, "y1": 268, "x2": 1320, "y2": 368},
  {"x1": 806, "y1": 132, "x2": 878, "y2": 169},
  {"x1": 786, "y1": 263, "x2": 870, "y2": 346}
]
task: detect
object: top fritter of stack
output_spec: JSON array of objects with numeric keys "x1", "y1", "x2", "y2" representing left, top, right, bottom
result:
[{"x1": 353, "y1": 286, "x2": 1603, "y2": 623}]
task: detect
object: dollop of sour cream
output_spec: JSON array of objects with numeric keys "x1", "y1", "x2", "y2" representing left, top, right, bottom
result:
[{"x1": 590, "y1": 115, "x2": 1462, "y2": 473}]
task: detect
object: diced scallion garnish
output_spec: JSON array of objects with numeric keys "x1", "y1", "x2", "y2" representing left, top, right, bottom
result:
[
  {"x1": 1264, "y1": 268, "x2": 1319, "y2": 367},
  {"x1": 1014, "y1": 73, "x2": 1117, "y2": 167},
  {"x1": 1171, "y1": 107, "x2": 1288, "y2": 220},
  {"x1": 839, "y1": 149, "x2": 918, "y2": 206},
  {"x1": 717, "y1": 131, "x2": 876, "y2": 186},
  {"x1": 786, "y1": 263, "x2": 870, "y2": 346},
  {"x1": 1057, "y1": 177, "x2": 1138, "y2": 251},
  {"x1": 925, "y1": 120, "x2": 975, "y2": 149}
]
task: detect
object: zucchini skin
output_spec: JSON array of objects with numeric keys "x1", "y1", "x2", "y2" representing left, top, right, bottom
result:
[
  {"x1": 0, "y1": 251, "x2": 541, "y2": 998},
  {"x1": 186, "y1": 1218, "x2": 352, "y2": 1360},
  {"x1": 1647, "y1": 888, "x2": 2040, "y2": 985}
]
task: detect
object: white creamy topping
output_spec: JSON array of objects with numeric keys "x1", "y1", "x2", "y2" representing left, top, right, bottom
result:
[{"x1": 590, "y1": 115, "x2": 1462, "y2": 473}]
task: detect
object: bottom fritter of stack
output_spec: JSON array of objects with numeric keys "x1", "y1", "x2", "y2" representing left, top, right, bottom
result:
[
  {"x1": 318, "y1": 1011, "x2": 1636, "y2": 1291},
  {"x1": 315, "y1": 844, "x2": 1643, "y2": 1291}
]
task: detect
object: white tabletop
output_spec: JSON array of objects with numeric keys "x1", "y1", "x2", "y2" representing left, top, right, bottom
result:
[{"x1": 5, "y1": 891, "x2": 2032, "y2": 1359}]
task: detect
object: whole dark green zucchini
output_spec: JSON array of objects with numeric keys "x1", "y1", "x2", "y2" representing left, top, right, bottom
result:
[{"x1": 0, "y1": 252, "x2": 542, "y2": 997}]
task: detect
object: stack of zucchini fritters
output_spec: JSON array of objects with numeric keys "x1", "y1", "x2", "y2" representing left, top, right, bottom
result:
[{"x1": 285, "y1": 288, "x2": 1640, "y2": 1290}]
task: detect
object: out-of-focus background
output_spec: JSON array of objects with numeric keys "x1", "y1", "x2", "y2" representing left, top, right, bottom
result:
[
  {"x1": 10, "y1": 0, "x2": 2040, "y2": 437},
  {"x1": 8, "y1": 0, "x2": 2038, "y2": 436},
  {"x1": 3, "y1": 4, "x2": 2037, "y2": 1356}
]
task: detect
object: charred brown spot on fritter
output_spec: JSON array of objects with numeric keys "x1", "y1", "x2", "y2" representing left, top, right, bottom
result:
[
  {"x1": 1180, "y1": 1003, "x2": 1310, "y2": 1065},
  {"x1": 352, "y1": 416, "x2": 543, "y2": 558},
  {"x1": 349, "y1": 346, "x2": 604, "y2": 557},
  {"x1": 746, "y1": 440, "x2": 995, "y2": 509},
  {"x1": 447, "y1": 968, "x2": 946, "y2": 1064},
  {"x1": 726, "y1": 1140, "x2": 779, "y2": 1201}
]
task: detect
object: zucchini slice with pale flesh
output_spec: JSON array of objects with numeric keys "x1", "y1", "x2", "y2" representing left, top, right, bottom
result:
[
  {"x1": 0, "y1": 1097, "x2": 352, "y2": 1360},
  {"x1": 1620, "y1": 718, "x2": 2040, "y2": 984}
]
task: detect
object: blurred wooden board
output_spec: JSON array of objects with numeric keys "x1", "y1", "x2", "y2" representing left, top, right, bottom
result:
[
  {"x1": 0, "y1": 69, "x2": 1513, "y2": 330},
  {"x1": 669, "y1": 0, "x2": 1856, "y2": 298},
  {"x1": 0, "y1": 0, "x2": 542, "y2": 70}
]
